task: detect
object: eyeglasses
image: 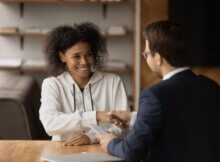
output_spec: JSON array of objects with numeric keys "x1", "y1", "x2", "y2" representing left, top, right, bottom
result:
[{"x1": 141, "y1": 51, "x2": 154, "y2": 59}]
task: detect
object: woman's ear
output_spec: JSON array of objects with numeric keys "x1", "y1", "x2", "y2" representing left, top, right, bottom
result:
[
  {"x1": 59, "y1": 52, "x2": 66, "y2": 63},
  {"x1": 154, "y1": 52, "x2": 163, "y2": 66}
]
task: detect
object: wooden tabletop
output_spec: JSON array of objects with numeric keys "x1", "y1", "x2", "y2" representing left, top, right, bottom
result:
[{"x1": 0, "y1": 140, "x2": 104, "y2": 162}]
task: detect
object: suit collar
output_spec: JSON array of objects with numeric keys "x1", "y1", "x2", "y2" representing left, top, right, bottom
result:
[
  {"x1": 169, "y1": 69, "x2": 195, "y2": 80},
  {"x1": 163, "y1": 67, "x2": 190, "y2": 80}
]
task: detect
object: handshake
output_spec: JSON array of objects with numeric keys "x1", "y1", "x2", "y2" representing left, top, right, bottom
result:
[
  {"x1": 63, "y1": 111, "x2": 132, "y2": 146},
  {"x1": 96, "y1": 111, "x2": 132, "y2": 128}
]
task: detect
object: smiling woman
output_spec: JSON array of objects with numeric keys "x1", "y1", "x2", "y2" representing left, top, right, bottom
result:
[
  {"x1": 44, "y1": 23, "x2": 106, "y2": 76},
  {"x1": 39, "y1": 22, "x2": 130, "y2": 145},
  {"x1": 59, "y1": 41, "x2": 95, "y2": 90}
]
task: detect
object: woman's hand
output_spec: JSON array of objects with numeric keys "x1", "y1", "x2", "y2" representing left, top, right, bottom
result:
[{"x1": 63, "y1": 135, "x2": 91, "y2": 146}]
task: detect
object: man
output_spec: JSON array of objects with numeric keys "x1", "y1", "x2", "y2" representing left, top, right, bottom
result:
[{"x1": 97, "y1": 20, "x2": 220, "y2": 162}]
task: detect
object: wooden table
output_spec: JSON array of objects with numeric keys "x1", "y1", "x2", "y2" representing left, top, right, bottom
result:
[{"x1": 0, "y1": 140, "x2": 104, "y2": 162}]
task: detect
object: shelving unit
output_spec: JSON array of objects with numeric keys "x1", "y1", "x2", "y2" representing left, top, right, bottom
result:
[
  {"x1": 0, "y1": 0, "x2": 135, "y2": 106},
  {"x1": 0, "y1": 0, "x2": 128, "y2": 18},
  {"x1": 0, "y1": 27, "x2": 131, "y2": 74}
]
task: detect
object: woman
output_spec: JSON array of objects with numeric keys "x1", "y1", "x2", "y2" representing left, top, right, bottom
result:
[{"x1": 39, "y1": 22, "x2": 129, "y2": 146}]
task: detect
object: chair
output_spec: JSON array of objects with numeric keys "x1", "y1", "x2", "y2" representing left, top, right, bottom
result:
[{"x1": 0, "y1": 71, "x2": 49, "y2": 139}]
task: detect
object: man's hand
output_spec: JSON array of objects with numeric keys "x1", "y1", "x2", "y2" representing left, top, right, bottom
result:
[
  {"x1": 97, "y1": 134, "x2": 116, "y2": 153},
  {"x1": 112, "y1": 111, "x2": 132, "y2": 122},
  {"x1": 63, "y1": 135, "x2": 91, "y2": 146},
  {"x1": 107, "y1": 112, "x2": 128, "y2": 128},
  {"x1": 97, "y1": 111, "x2": 127, "y2": 128}
]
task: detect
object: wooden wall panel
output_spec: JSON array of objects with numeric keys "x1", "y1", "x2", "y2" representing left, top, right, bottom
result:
[{"x1": 140, "y1": 0, "x2": 168, "y2": 90}]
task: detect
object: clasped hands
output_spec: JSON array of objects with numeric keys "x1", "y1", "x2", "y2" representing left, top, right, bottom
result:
[
  {"x1": 96, "y1": 111, "x2": 130, "y2": 128},
  {"x1": 63, "y1": 111, "x2": 131, "y2": 146}
]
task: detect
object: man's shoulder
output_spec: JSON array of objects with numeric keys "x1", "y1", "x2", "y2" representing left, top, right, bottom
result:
[
  {"x1": 140, "y1": 81, "x2": 168, "y2": 101},
  {"x1": 141, "y1": 78, "x2": 184, "y2": 100},
  {"x1": 144, "y1": 73, "x2": 220, "y2": 98},
  {"x1": 147, "y1": 79, "x2": 173, "y2": 92},
  {"x1": 197, "y1": 74, "x2": 219, "y2": 86}
]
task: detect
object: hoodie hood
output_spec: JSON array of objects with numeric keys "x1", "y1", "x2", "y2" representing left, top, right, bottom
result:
[{"x1": 63, "y1": 71, "x2": 103, "y2": 91}]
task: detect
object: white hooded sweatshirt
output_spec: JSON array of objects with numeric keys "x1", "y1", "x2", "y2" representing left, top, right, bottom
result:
[{"x1": 39, "y1": 71, "x2": 129, "y2": 142}]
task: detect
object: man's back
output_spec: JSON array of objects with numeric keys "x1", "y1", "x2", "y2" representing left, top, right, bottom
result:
[
  {"x1": 148, "y1": 70, "x2": 220, "y2": 162},
  {"x1": 102, "y1": 21, "x2": 220, "y2": 162}
]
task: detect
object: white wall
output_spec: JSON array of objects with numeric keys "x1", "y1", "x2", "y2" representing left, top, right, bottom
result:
[{"x1": 0, "y1": 1, "x2": 133, "y2": 95}]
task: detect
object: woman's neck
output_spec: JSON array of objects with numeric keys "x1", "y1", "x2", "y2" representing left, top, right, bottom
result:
[{"x1": 70, "y1": 73, "x2": 92, "y2": 90}]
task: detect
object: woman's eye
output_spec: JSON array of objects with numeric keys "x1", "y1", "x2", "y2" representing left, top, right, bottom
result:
[
  {"x1": 72, "y1": 55, "x2": 80, "y2": 59},
  {"x1": 87, "y1": 53, "x2": 93, "y2": 57}
]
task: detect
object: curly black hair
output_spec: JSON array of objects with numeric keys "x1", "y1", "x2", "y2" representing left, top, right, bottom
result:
[{"x1": 44, "y1": 22, "x2": 107, "y2": 76}]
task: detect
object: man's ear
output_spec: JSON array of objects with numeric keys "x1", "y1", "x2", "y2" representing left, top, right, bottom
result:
[
  {"x1": 59, "y1": 52, "x2": 66, "y2": 63},
  {"x1": 154, "y1": 52, "x2": 163, "y2": 66}
]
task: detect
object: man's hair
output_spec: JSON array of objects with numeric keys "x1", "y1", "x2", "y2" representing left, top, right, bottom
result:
[{"x1": 143, "y1": 20, "x2": 190, "y2": 67}]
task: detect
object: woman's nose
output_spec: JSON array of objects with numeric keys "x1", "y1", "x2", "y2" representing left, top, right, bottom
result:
[{"x1": 80, "y1": 56, "x2": 88, "y2": 64}]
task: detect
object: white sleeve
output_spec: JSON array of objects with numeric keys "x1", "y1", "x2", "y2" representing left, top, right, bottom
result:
[
  {"x1": 39, "y1": 79, "x2": 97, "y2": 136},
  {"x1": 86, "y1": 130, "x2": 99, "y2": 144}
]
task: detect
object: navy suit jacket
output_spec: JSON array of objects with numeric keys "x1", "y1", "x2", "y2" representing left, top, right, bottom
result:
[{"x1": 108, "y1": 70, "x2": 220, "y2": 162}]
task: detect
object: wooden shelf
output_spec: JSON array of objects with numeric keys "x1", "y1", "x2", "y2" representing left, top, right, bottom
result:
[
  {"x1": 0, "y1": 0, "x2": 127, "y2": 4},
  {"x1": 0, "y1": 59, "x2": 22, "y2": 72},
  {"x1": 21, "y1": 65, "x2": 47, "y2": 73},
  {"x1": 0, "y1": 30, "x2": 129, "y2": 38},
  {"x1": 0, "y1": 59, "x2": 129, "y2": 74},
  {"x1": 0, "y1": 31, "x2": 47, "y2": 37}
]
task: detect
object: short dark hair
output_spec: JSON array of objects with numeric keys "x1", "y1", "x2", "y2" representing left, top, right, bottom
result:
[
  {"x1": 143, "y1": 20, "x2": 190, "y2": 67},
  {"x1": 44, "y1": 22, "x2": 107, "y2": 76}
]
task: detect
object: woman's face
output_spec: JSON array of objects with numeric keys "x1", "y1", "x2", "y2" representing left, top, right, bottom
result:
[{"x1": 60, "y1": 41, "x2": 94, "y2": 80}]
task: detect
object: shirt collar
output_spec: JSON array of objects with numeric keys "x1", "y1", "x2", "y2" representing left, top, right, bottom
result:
[{"x1": 163, "y1": 67, "x2": 190, "y2": 80}]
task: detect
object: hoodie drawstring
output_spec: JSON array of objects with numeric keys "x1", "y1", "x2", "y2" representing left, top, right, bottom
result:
[
  {"x1": 89, "y1": 83, "x2": 94, "y2": 111},
  {"x1": 72, "y1": 83, "x2": 94, "y2": 112},
  {"x1": 73, "y1": 84, "x2": 76, "y2": 112}
]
